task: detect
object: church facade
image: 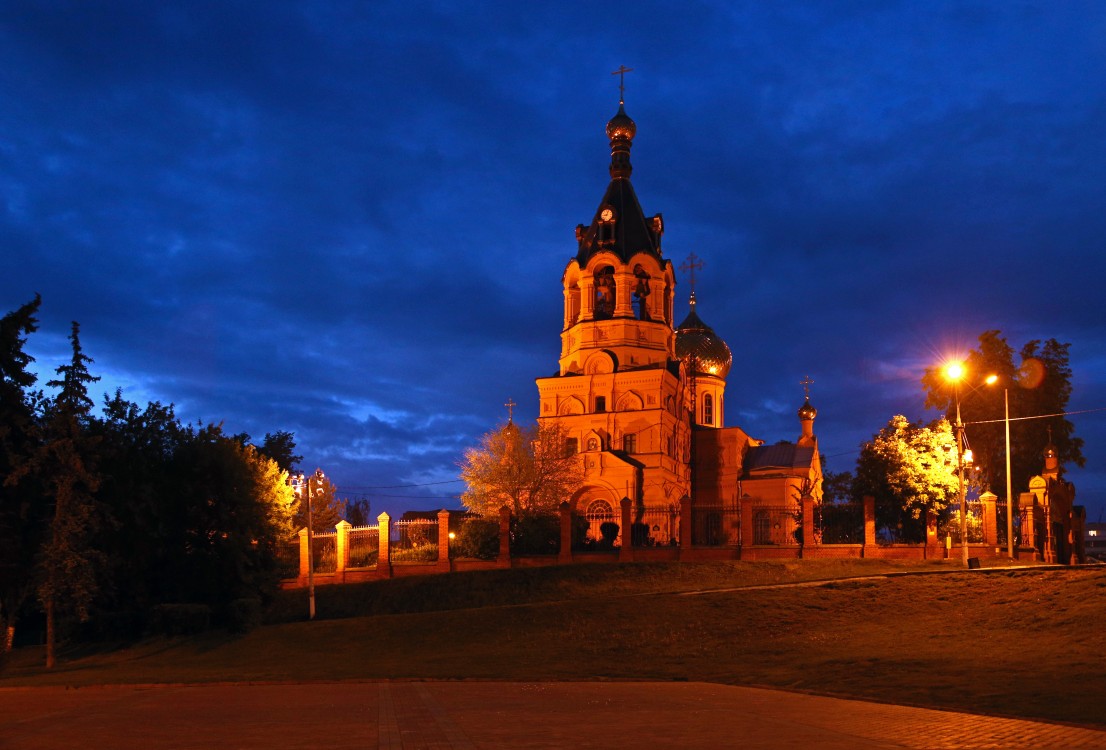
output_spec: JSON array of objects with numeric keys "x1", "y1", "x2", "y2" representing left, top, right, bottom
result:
[{"x1": 535, "y1": 97, "x2": 822, "y2": 548}]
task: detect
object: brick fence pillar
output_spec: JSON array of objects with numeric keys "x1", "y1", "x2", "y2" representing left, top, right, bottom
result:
[
  {"x1": 377, "y1": 512, "x2": 392, "y2": 578},
  {"x1": 801, "y1": 495, "x2": 816, "y2": 555},
  {"x1": 863, "y1": 495, "x2": 876, "y2": 553},
  {"x1": 335, "y1": 520, "x2": 351, "y2": 579},
  {"x1": 497, "y1": 505, "x2": 511, "y2": 568},
  {"x1": 297, "y1": 527, "x2": 309, "y2": 583},
  {"x1": 980, "y1": 491, "x2": 998, "y2": 548},
  {"x1": 559, "y1": 501, "x2": 573, "y2": 564},
  {"x1": 437, "y1": 509, "x2": 452, "y2": 572},
  {"x1": 619, "y1": 497, "x2": 633, "y2": 562}
]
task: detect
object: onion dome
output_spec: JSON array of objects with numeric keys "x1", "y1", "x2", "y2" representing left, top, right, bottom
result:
[
  {"x1": 606, "y1": 102, "x2": 637, "y2": 142},
  {"x1": 675, "y1": 292, "x2": 732, "y2": 378},
  {"x1": 798, "y1": 398, "x2": 817, "y2": 421}
]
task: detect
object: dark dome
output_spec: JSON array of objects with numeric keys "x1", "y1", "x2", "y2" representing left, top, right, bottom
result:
[
  {"x1": 606, "y1": 103, "x2": 636, "y2": 142},
  {"x1": 675, "y1": 294, "x2": 732, "y2": 379},
  {"x1": 798, "y1": 398, "x2": 817, "y2": 421}
]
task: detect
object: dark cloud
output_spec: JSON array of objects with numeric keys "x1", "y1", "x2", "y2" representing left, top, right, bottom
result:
[{"x1": 3, "y1": 1, "x2": 1104, "y2": 519}]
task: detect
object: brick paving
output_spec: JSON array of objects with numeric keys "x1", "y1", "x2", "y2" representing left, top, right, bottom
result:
[{"x1": 1, "y1": 681, "x2": 1103, "y2": 749}]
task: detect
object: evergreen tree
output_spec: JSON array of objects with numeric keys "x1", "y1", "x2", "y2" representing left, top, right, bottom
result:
[
  {"x1": 0, "y1": 295, "x2": 44, "y2": 662},
  {"x1": 35, "y1": 322, "x2": 104, "y2": 668},
  {"x1": 259, "y1": 430, "x2": 302, "y2": 474}
]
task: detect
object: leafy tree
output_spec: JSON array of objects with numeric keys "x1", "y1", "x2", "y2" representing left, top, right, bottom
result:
[
  {"x1": 459, "y1": 420, "x2": 583, "y2": 517},
  {"x1": 854, "y1": 415, "x2": 959, "y2": 542},
  {"x1": 34, "y1": 322, "x2": 104, "y2": 668},
  {"x1": 259, "y1": 430, "x2": 302, "y2": 474},
  {"x1": 344, "y1": 497, "x2": 372, "y2": 526},
  {"x1": 921, "y1": 330, "x2": 1084, "y2": 500},
  {"x1": 0, "y1": 295, "x2": 44, "y2": 661}
]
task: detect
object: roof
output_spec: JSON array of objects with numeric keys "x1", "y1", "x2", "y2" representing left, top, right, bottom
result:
[
  {"x1": 743, "y1": 444, "x2": 816, "y2": 474},
  {"x1": 575, "y1": 177, "x2": 662, "y2": 264}
]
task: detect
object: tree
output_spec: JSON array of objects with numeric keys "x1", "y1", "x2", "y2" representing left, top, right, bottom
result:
[
  {"x1": 459, "y1": 420, "x2": 584, "y2": 517},
  {"x1": 921, "y1": 330, "x2": 1084, "y2": 501},
  {"x1": 854, "y1": 415, "x2": 959, "y2": 542},
  {"x1": 290, "y1": 470, "x2": 344, "y2": 534},
  {"x1": 0, "y1": 295, "x2": 44, "y2": 662},
  {"x1": 34, "y1": 322, "x2": 104, "y2": 668},
  {"x1": 259, "y1": 430, "x2": 302, "y2": 474}
]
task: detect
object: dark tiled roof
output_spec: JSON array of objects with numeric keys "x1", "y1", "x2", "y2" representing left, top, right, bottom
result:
[
  {"x1": 576, "y1": 177, "x2": 661, "y2": 264},
  {"x1": 743, "y1": 444, "x2": 815, "y2": 474}
]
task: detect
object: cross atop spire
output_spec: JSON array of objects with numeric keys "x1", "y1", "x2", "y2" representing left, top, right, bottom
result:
[
  {"x1": 800, "y1": 375, "x2": 814, "y2": 400},
  {"x1": 504, "y1": 397, "x2": 517, "y2": 424},
  {"x1": 611, "y1": 65, "x2": 633, "y2": 104},
  {"x1": 679, "y1": 252, "x2": 704, "y2": 297}
]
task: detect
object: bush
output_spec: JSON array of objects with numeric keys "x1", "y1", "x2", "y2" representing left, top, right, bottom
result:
[
  {"x1": 599, "y1": 521, "x2": 620, "y2": 549},
  {"x1": 511, "y1": 513, "x2": 559, "y2": 555},
  {"x1": 391, "y1": 544, "x2": 438, "y2": 563},
  {"x1": 225, "y1": 597, "x2": 263, "y2": 634},
  {"x1": 454, "y1": 518, "x2": 500, "y2": 559},
  {"x1": 150, "y1": 603, "x2": 212, "y2": 635}
]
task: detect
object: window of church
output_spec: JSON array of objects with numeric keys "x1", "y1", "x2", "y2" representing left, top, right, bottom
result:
[
  {"x1": 623, "y1": 434, "x2": 636, "y2": 454},
  {"x1": 632, "y1": 265, "x2": 651, "y2": 321},
  {"x1": 595, "y1": 396, "x2": 606, "y2": 413},
  {"x1": 703, "y1": 393, "x2": 713, "y2": 425},
  {"x1": 565, "y1": 438, "x2": 578, "y2": 456},
  {"x1": 594, "y1": 266, "x2": 615, "y2": 319},
  {"x1": 585, "y1": 500, "x2": 615, "y2": 544}
]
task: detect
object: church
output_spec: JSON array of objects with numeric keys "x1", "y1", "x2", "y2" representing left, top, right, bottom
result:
[{"x1": 534, "y1": 91, "x2": 823, "y2": 549}]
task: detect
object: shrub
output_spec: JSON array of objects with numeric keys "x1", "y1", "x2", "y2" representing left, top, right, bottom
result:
[
  {"x1": 225, "y1": 597, "x2": 263, "y2": 634},
  {"x1": 599, "y1": 521, "x2": 620, "y2": 549},
  {"x1": 454, "y1": 518, "x2": 500, "y2": 559},
  {"x1": 150, "y1": 603, "x2": 212, "y2": 635}
]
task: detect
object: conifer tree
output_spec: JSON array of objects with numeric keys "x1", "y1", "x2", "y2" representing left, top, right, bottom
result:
[
  {"x1": 35, "y1": 322, "x2": 104, "y2": 668},
  {"x1": 0, "y1": 295, "x2": 43, "y2": 661}
]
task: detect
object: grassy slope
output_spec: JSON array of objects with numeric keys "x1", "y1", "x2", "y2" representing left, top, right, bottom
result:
[{"x1": 4, "y1": 560, "x2": 1104, "y2": 727}]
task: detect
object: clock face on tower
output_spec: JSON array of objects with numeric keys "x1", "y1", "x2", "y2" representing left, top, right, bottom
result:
[{"x1": 600, "y1": 208, "x2": 614, "y2": 221}]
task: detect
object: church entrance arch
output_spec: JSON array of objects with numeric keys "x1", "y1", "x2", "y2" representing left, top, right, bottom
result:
[{"x1": 585, "y1": 499, "x2": 616, "y2": 546}]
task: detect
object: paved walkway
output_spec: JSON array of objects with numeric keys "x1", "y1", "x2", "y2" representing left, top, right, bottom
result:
[{"x1": 2, "y1": 681, "x2": 1103, "y2": 749}]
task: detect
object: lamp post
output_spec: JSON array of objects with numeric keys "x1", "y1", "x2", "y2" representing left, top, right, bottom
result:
[
  {"x1": 294, "y1": 468, "x2": 325, "y2": 620},
  {"x1": 946, "y1": 362, "x2": 970, "y2": 567},
  {"x1": 1003, "y1": 386, "x2": 1014, "y2": 559}
]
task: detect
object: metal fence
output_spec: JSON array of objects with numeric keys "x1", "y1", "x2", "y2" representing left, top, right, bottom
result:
[
  {"x1": 816, "y1": 502, "x2": 863, "y2": 544},
  {"x1": 276, "y1": 542, "x2": 299, "y2": 579},
  {"x1": 631, "y1": 504, "x2": 680, "y2": 547},
  {"x1": 937, "y1": 499, "x2": 985, "y2": 544},
  {"x1": 313, "y1": 532, "x2": 337, "y2": 573},
  {"x1": 751, "y1": 505, "x2": 799, "y2": 546},
  {"x1": 691, "y1": 503, "x2": 740, "y2": 546},
  {"x1": 392, "y1": 518, "x2": 439, "y2": 562},
  {"x1": 348, "y1": 525, "x2": 379, "y2": 568}
]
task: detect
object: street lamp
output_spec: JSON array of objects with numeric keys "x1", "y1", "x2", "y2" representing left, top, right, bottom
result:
[
  {"x1": 293, "y1": 468, "x2": 325, "y2": 620},
  {"x1": 944, "y1": 362, "x2": 970, "y2": 567}
]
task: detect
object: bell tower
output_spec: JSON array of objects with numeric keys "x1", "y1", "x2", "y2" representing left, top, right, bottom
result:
[{"x1": 558, "y1": 97, "x2": 676, "y2": 377}]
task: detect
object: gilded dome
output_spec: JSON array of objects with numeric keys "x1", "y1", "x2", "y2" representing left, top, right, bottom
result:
[
  {"x1": 606, "y1": 102, "x2": 636, "y2": 142},
  {"x1": 675, "y1": 294, "x2": 732, "y2": 379},
  {"x1": 798, "y1": 398, "x2": 817, "y2": 421}
]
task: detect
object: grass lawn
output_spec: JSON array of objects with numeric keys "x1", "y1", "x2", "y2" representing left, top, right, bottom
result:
[{"x1": 3, "y1": 559, "x2": 1104, "y2": 727}]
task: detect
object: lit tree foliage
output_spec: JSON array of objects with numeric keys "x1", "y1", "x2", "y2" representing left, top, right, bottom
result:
[
  {"x1": 459, "y1": 420, "x2": 584, "y2": 517},
  {"x1": 854, "y1": 415, "x2": 959, "y2": 541},
  {"x1": 921, "y1": 330, "x2": 1083, "y2": 499}
]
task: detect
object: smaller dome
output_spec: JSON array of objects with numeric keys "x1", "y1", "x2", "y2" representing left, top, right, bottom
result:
[
  {"x1": 798, "y1": 398, "x2": 817, "y2": 421},
  {"x1": 606, "y1": 103, "x2": 636, "y2": 142},
  {"x1": 675, "y1": 294, "x2": 732, "y2": 379}
]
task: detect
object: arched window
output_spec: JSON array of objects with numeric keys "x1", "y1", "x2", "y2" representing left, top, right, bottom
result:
[
  {"x1": 702, "y1": 393, "x2": 714, "y2": 426},
  {"x1": 754, "y1": 510, "x2": 772, "y2": 545},
  {"x1": 632, "y1": 265, "x2": 651, "y2": 320},
  {"x1": 594, "y1": 266, "x2": 615, "y2": 319},
  {"x1": 585, "y1": 499, "x2": 616, "y2": 545}
]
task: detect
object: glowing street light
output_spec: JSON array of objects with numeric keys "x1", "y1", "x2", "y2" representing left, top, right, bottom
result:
[{"x1": 944, "y1": 361, "x2": 970, "y2": 567}]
